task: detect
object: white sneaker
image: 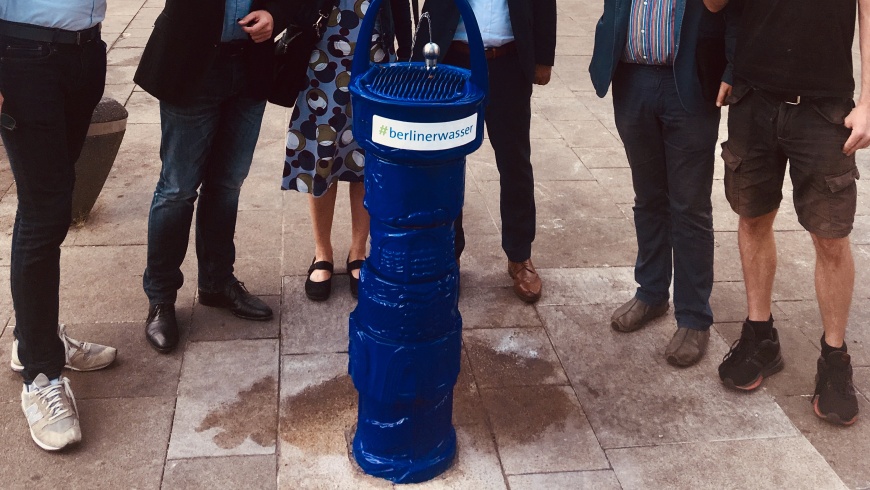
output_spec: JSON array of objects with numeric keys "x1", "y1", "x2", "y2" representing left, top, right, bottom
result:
[
  {"x1": 21, "y1": 374, "x2": 82, "y2": 451},
  {"x1": 10, "y1": 324, "x2": 117, "y2": 373}
]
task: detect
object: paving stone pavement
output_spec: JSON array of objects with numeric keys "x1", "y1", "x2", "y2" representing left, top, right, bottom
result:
[{"x1": 0, "y1": 0, "x2": 869, "y2": 488}]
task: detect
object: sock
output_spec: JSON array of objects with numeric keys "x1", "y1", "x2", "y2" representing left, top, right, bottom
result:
[
  {"x1": 821, "y1": 336, "x2": 847, "y2": 357},
  {"x1": 747, "y1": 315, "x2": 774, "y2": 339},
  {"x1": 23, "y1": 377, "x2": 61, "y2": 393}
]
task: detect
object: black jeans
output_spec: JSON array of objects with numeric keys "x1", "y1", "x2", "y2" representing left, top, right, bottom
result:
[
  {"x1": 612, "y1": 63, "x2": 718, "y2": 330},
  {"x1": 445, "y1": 48, "x2": 536, "y2": 263},
  {"x1": 0, "y1": 34, "x2": 106, "y2": 382}
]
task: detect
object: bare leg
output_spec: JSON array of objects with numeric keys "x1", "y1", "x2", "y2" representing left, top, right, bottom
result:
[
  {"x1": 811, "y1": 233, "x2": 854, "y2": 347},
  {"x1": 309, "y1": 183, "x2": 338, "y2": 282},
  {"x1": 348, "y1": 181, "x2": 369, "y2": 279},
  {"x1": 738, "y1": 210, "x2": 778, "y2": 321}
]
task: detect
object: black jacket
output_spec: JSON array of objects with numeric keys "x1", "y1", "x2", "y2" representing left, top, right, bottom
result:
[
  {"x1": 134, "y1": 0, "x2": 293, "y2": 104},
  {"x1": 412, "y1": 0, "x2": 556, "y2": 85}
]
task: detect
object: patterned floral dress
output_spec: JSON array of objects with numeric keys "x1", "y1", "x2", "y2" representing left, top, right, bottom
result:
[{"x1": 281, "y1": 0, "x2": 388, "y2": 196}]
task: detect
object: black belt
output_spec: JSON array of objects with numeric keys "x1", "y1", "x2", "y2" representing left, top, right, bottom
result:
[
  {"x1": 0, "y1": 19, "x2": 101, "y2": 45},
  {"x1": 761, "y1": 90, "x2": 804, "y2": 105},
  {"x1": 450, "y1": 41, "x2": 517, "y2": 60},
  {"x1": 756, "y1": 88, "x2": 850, "y2": 106}
]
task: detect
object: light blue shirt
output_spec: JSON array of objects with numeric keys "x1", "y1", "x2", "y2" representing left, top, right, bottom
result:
[
  {"x1": 0, "y1": 0, "x2": 105, "y2": 31},
  {"x1": 453, "y1": 0, "x2": 514, "y2": 48},
  {"x1": 222, "y1": 0, "x2": 255, "y2": 42}
]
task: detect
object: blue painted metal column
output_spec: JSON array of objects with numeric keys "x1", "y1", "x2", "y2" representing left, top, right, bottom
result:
[{"x1": 347, "y1": 0, "x2": 488, "y2": 483}]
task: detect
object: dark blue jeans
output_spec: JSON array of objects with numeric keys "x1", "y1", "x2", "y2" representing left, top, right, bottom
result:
[
  {"x1": 143, "y1": 54, "x2": 266, "y2": 305},
  {"x1": 612, "y1": 63, "x2": 718, "y2": 330},
  {"x1": 0, "y1": 35, "x2": 106, "y2": 382}
]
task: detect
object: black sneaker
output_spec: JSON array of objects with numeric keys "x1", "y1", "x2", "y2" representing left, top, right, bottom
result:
[
  {"x1": 718, "y1": 322, "x2": 784, "y2": 390},
  {"x1": 812, "y1": 350, "x2": 859, "y2": 426}
]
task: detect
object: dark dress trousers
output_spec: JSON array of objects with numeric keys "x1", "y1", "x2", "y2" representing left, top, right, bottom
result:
[
  {"x1": 414, "y1": 0, "x2": 557, "y2": 262},
  {"x1": 589, "y1": 0, "x2": 730, "y2": 330}
]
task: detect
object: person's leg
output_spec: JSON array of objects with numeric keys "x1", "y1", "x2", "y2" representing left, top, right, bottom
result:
[
  {"x1": 660, "y1": 96, "x2": 719, "y2": 330},
  {"x1": 1, "y1": 39, "x2": 104, "y2": 383},
  {"x1": 348, "y1": 181, "x2": 369, "y2": 277},
  {"x1": 782, "y1": 96, "x2": 860, "y2": 423},
  {"x1": 309, "y1": 182, "x2": 339, "y2": 282},
  {"x1": 612, "y1": 65, "x2": 672, "y2": 308},
  {"x1": 738, "y1": 211, "x2": 779, "y2": 320},
  {"x1": 810, "y1": 234, "x2": 853, "y2": 345},
  {"x1": 143, "y1": 94, "x2": 222, "y2": 305},
  {"x1": 719, "y1": 88, "x2": 790, "y2": 389},
  {"x1": 784, "y1": 97, "x2": 860, "y2": 347},
  {"x1": 483, "y1": 53, "x2": 535, "y2": 263},
  {"x1": 195, "y1": 92, "x2": 266, "y2": 292}
]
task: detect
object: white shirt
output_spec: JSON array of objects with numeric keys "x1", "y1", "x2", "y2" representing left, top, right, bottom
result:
[
  {"x1": 0, "y1": 0, "x2": 106, "y2": 31},
  {"x1": 453, "y1": 0, "x2": 514, "y2": 48}
]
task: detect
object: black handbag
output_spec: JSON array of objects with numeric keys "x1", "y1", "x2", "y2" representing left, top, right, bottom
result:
[{"x1": 268, "y1": 0, "x2": 338, "y2": 107}]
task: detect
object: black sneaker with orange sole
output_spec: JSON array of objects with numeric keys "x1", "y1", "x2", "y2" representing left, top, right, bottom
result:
[
  {"x1": 718, "y1": 322, "x2": 785, "y2": 390},
  {"x1": 812, "y1": 350, "x2": 859, "y2": 426}
]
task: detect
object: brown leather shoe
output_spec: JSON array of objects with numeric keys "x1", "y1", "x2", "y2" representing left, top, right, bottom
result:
[
  {"x1": 665, "y1": 327, "x2": 710, "y2": 367},
  {"x1": 610, "y1": 296, "x2": 669, "y2": 332},
  {"x1": 508, "y1": 259, "x2": 542, "y2": 303}
]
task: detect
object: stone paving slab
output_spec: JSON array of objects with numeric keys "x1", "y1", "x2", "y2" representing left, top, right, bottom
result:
[
  {"x1": 189, "y1": 296, "x2": 280, "y2": 342},
  {"x1": 0, "y1": 335, "x2": 24, "y2": 403},
  {"x1": 57, "y1": 245, "x2": 158, "y2": 323},
  {"x1": 169, "y1": 340, "x2": 279, "y2": 459},
  {"x1": 0, "y1": 397, "x2": 174, "y2": 490},
  {"x1": 454, "y1": 347, "x2": 486, "y2": 426},
  {"x1": 403, "y1": 424, "x2": 507, "y2": 490},
  {"x1": 62, "y1": 322, "x2": 185, "y2": 399},
  {"x1": 536, "y1": 267, "x2": 635, "y2": 306},
  {"x1": 532, "y1": 217, "x2": 637, "y2": 269},
  {"x1": 508, "y1": 470, "x2": 622, "y2": 490},
  {"x1": 281, "y1": 276, "x2": 354, "y2": 354},
  {"x1": 71, "y1": 189, "x2": 152, "y2": 246},
  {"x1": 607, "y1": 437, "x2": 848, "y2": 490},
  {"x1": 464, "y1": 327, "x2": 569, "y2": 388},
  {"x1": 278, "y1": 353, "x2": 390, "y2": 490},
  {"x1": 777, "y1": 395, "x2": 870, "y2": 489},
  {"x1": 541, "y1": 305, "x2": 799, "y2": 448},
  {"x1": 480, "y1": 385, "x2": 609, "y2": 475},
  {"x1": 162, "y1": 455, "x2": 278, "y2": 490},
  {"x1": 458, "y1": 287, "x2": 541, "y2": 330},
  {"x1": 776, "y1": 299, "x2": 870, "y2": 367}
]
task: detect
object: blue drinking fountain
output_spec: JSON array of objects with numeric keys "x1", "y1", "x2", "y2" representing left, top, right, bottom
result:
[{"x1": 347, "y1": 0, "x2": 488, "y2": 483}]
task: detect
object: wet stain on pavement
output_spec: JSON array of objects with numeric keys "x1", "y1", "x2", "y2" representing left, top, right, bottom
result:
[
  {"x1": 467, "y1": 337, "x2": 577, "y2": 445},
  {"x1": 281, "y1": 374, "x2": 358, "y2": 454},
  {"x1": 196, "y1": 376, "x2": 277, "y2": 449},
  {"x1": 465, "y1": 335, "x2": 558, "y2": 386},
  {"x1": 484, "y1": 385, "x2": 577, "y2": 445}
]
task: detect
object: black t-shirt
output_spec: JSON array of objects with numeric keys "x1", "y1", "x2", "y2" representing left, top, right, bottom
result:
[{"x1": 734, "y1": 0, "x2": 857, "y2": 98}]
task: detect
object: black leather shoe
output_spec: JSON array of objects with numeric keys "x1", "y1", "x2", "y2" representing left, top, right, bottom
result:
[
  {"x1": 347, "y1": 258, "x2": 364, "y2": 299},
  {"x1": 305, "y1": 258, "x2": 334, "y2": 301},
  {"x1": 145, "y1": 303, "x2": 179, "y2": 354},
  {"x1": 199, "y1": 281, "x2": 273, "y2": 321}
]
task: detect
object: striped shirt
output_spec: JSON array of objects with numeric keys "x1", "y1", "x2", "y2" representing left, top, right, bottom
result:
[{"x1": 622, "y1": 0, "x2": 676, "y2": 66}]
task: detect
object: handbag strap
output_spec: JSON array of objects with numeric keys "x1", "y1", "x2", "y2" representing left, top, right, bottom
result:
[{"x1": 313, "y1": 0, "x2": 340, "y2": 38}]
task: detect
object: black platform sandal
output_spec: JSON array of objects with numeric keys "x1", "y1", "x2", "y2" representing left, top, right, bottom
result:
[
  {"x1": 347, "y1": 257, "x2": 364, "y2": 299},
  {"x1": 305, "y1": 258, "x2": 334, "y2": 301}
]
